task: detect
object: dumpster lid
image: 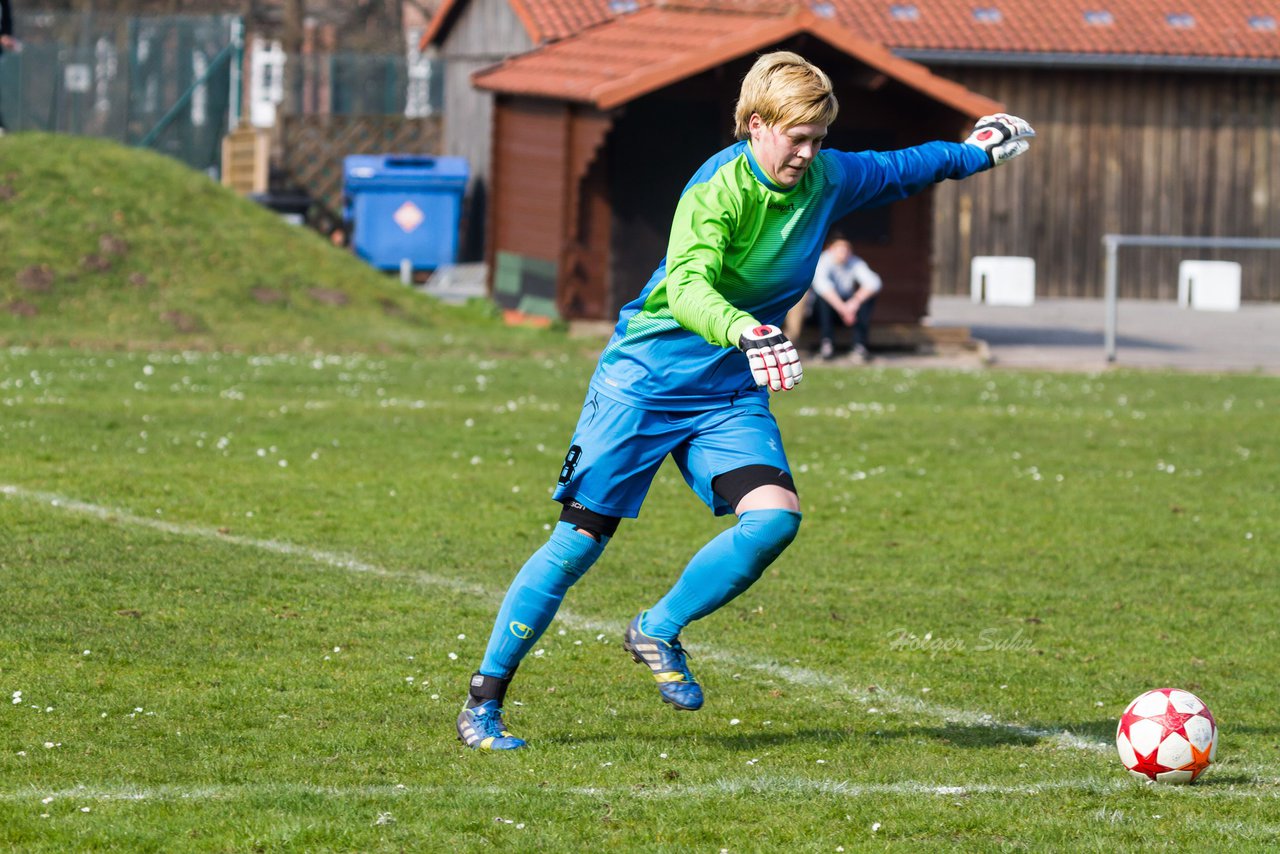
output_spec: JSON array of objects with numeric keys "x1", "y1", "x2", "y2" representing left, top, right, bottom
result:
[{"x1": 343, "y1": 154, "x2": 469, "y2": 180}]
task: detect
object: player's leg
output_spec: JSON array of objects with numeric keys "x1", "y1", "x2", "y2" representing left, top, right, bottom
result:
[
  {"x1": 625, "y1": 406, "x2": 801, "y2": 710},
  {"x1": 477, "y1": 504, "x2": 619, "y2": 679},
  {"x1": 458, "y1": 393, "x2": 675, "y2": 748},
  {"x1": 458, "y1": 503, "x2": 618, "y2": 750},
  {"x1": 641, "y1": 467, "x2": 801, "y2": 642}
]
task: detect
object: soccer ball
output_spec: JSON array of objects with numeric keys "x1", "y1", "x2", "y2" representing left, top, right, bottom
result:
[{"x1": 1115, "y1": 688, "x2": 1217, "y2": 784}]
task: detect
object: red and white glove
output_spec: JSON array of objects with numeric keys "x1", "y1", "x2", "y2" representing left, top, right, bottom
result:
[
  {"x1": 964, "y1": 113, "x2": 1035, "y2": 166},
  {"x1": 738, "y1": 324, "x2": 803, "y2": 392}
]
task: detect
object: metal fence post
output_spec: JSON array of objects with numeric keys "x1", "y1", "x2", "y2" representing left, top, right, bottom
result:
[{"x1": 1104, "y1": 236, "x2": 1118, "y2": 363}]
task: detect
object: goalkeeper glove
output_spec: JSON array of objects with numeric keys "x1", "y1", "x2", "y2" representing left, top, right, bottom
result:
[
  {"x1": 964, "y1": 113, "x2": 1035, "y2": 166},
  {"x1": 738, "y1": 324, "x2": 803, "y2": 392}
]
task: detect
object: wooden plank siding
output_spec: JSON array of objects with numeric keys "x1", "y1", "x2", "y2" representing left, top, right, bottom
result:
[
  {"x1": 931, "y1": 68, "x2": 1280, "y2": 302},
  {"x1": 488, "y1": 99, "x2": 568, "y2": 269},
  {"x1": 560, "y1": 110, "x2": 613, "y2": 319},
  {"x1": 437, "y1": 0, "x2": 534, "y2": 260},
  {"x1": 437, "y1": 0, "x2": 533, "y2": 189},
  {"x1": 487, "y1": 98, "x2": 614, "y2": 319}
]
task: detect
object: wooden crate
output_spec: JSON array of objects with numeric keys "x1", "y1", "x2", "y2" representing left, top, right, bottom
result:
[{"x1": 220, "y1": 125, "x2": 270, "y2": 195}]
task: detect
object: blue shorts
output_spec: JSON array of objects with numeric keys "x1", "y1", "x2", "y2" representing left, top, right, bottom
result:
[{"x1": 551, "y1": 389, "x2": 791, "y2": 518}]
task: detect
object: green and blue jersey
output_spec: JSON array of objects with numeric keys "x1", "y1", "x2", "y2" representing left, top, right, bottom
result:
[{"x1": 590, "y1": 138, "x2": 990, "y2": 409}]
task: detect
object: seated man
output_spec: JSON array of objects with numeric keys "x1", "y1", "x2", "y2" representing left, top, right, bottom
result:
[{"x1": 811, "y1": 236, "x2": 881, "y2": 362}]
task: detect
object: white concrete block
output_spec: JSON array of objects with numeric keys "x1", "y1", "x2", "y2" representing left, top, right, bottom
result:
[
  {"x1": 1178, "y1": 260, "x2": 1241, "y2": 311},
  {"x1": 971, "y1": 256, "x2": 1036, "y2": 306}
]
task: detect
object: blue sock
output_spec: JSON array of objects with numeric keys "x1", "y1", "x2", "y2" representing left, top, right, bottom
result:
[
  {"x1": 479, "y1": 522, "x2": 607, "y2": 678},
  {"x1": 644, "y1": 508, "x2": 801, "y2": 641}
]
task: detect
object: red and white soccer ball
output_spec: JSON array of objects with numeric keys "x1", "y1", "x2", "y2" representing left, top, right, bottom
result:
[{"x1": 1116, "y1": 688, "x2": 1217, "y2": 784}]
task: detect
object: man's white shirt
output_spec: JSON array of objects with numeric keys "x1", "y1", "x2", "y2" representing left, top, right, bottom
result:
[{"x1": 811, "y1": 252, "x2": 881, "y2": 301}]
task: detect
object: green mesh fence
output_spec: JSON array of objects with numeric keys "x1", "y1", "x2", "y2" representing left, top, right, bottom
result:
[
  {"x1": 1, "y1": 12, "x2": 236, "y2": 173},
  {"x1": 0, "y1": 11, "x2": 442, "y2": 176}
]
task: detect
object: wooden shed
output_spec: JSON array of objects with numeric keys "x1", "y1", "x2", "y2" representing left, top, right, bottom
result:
[{"x1": 469, "y1": 4, "x2": 1001, "y2": 325}]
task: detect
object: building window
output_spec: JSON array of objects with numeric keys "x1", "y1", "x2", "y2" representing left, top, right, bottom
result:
[
  {"x1": 1165, "y1": 13, "x2": 1195, "y2": 29},
  {"x1": 1248, "y1": 15, "x2": 1277, "y2": 31},
  {"x1": 972, "y1": 7, "x2": 1003, "y2": 24},
  {"x1": 811, "y1": 1, "x2": 836, "y2": 18},
  {"x1": 889, "y1": 4, "x2": 920, "y2": 22},
  {"x1": 1083, "y1": 10, "x2": 1114, "y2": 26}
]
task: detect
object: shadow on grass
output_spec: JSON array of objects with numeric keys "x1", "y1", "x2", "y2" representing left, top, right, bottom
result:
[
  {"x1": 552, "y1": 719, "x2": 1118, "y2": 751},
  {"x1": 699, "y1": 719, "x2": 1116, "y2": 751},
  {"x1": 1188, "y1": 773, "x2": 1258, "y2": 787},
  {"x1": 700, "y1": 724, "x2": 1043, "y2": 750}
]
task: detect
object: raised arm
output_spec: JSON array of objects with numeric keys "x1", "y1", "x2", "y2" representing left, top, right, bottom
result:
[{"x1": 832, "y1": 114, "x2": 1035, "y2": 215}]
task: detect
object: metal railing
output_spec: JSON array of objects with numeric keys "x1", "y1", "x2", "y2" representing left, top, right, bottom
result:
[{"x1": 1102, "y1": 234, "x2": 1280, "y2": 363}]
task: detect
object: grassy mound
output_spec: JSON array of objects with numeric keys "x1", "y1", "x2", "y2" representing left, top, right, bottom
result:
[{"x1": 0, "y1": 133, "x2": 508, "y2": 353}]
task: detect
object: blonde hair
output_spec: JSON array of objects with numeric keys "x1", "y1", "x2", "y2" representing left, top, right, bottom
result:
[{"x1": 733, "y1": 51, "x2": 838, "y2": 140}]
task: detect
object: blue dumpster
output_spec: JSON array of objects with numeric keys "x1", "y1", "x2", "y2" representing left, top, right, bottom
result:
[{"x1": 342, "y1": 155, "x2": 469, "y2": 272}]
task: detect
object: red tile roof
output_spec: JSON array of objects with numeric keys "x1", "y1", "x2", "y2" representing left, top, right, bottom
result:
[
  {"x1": 422, "y1": 0, "x2": 617, "y2": 46},
  {"x1": 425, "y1": 0, "x2": 1280, "y2": 60},
  {"x1": 833, "y1": 0, "x2": 1280, "y2": 59},
  {"x1": 473, "y1": 5, "x2": 1004, "y2": 116}
]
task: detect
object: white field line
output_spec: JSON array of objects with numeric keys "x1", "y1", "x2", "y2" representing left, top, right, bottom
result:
[
  {"x1": 0, "y1": 780, "x2": 1116, "y2": 805},
  {"x1": 3, "y1": 483, "x2": 1105, "y2": 753},
  {"x1": 0, "y1": 776, "x2": 1275, "y2": 805}
]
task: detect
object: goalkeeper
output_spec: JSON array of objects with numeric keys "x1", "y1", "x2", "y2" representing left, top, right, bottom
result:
[{"x1": 457, "y1": 51, "x2": 1035, "y2": 750}]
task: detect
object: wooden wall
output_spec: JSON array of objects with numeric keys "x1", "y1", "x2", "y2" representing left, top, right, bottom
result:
[
  {"x1": 932, "y1": 67, "x2": 1280, "y2": 301},
  {"x1": 488, "y1": 97, "x2": 612, "y2": 319},
  {"x1": 489, "y1": 99, "x2": 568, "y2": 265},
  {"x1": 437, "y1": 0, "x2": 533, "y2": 259},
  {"x1": 561, "y1": 110, "x2": 613, "y2": 319},
  {"x1": 437, "y1": 0, "x2": 532, "y2": 187}
]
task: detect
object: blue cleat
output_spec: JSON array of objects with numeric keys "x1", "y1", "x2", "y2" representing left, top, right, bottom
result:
[
  {"x1": 456, "y1": 700, "x2": 526, "y2": 750},
  {"x1": 623, "y1": 613, "x2": 704, "y2": 711}
]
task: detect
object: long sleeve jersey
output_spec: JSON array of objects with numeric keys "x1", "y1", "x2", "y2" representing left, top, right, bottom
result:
[{"x1": 589, "y1": 137, "x2": 990, "y2": 410}]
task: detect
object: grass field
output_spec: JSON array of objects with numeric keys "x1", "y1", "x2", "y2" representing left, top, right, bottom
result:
[
  {"x1": 2, "y1": 346, "x2": 1277, "y2": 850},
  {"x1": 1, "y1": 133, "x2": 1278, "y2": 849},
  {"x1": 0, "y1": 133, "x2": 506, "y2": 354}
]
